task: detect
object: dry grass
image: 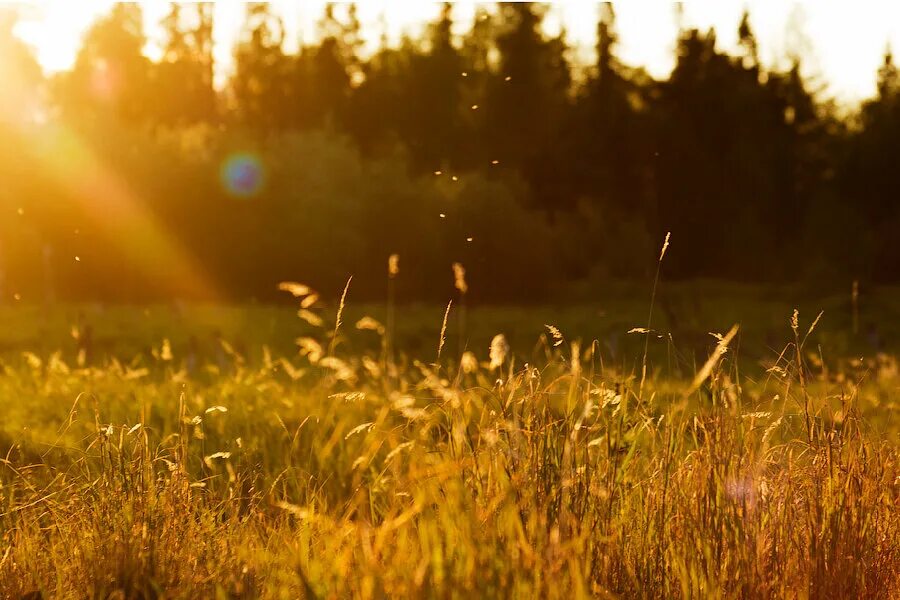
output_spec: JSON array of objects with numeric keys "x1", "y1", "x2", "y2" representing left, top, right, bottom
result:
[{"x1": 0, "y1": 294, "x2": 897, "y2": 599}]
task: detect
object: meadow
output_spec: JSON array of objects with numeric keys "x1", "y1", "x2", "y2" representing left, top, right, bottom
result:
[
  {"x1": 0, "y1": 279, "x2": 897, "y2": 598},
  {"x1": 4, "y1": 1, "x2": 900, "y2": 597}
]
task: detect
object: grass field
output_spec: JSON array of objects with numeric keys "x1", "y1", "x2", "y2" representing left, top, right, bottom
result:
[{"x1": 0, "y1": 282, "x2": 898, "y2": 597}]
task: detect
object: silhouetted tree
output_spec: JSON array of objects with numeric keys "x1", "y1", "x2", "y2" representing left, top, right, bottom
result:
[
  {"x1": 648, "y1": 18, "x2": 833, "y2": 278},
  {"x1": 13, "y1": 2, "x2": 900, "y2": 298},
  {"x1": 737, "y1": 10, "x2": 759, "y2": 69},
  {"x1": 400, "y1": 3, "x2": 468, "y2": 171},
  {"x1": 291, "y1": 4, "x2": 357, "y2": 130},
  {"x1": 548, "y1": 3, "x2": 657, "y2": 278},
  {"x1": 482, "y1": 3, "x2": 571, "y2": 209},
  {"x1": 55, "y1": 3, "x2": 150, "y2": 122},
  {"x1": 565, "y1": 4, "x2": 651, "y2": 213},
  {"x1": 231, "y1": 3, "x2": 289, "y2": 129},
  {"x1": 151, "y1": 2, "x2": 217, "y2": 125},
  {"x1": 839, "y1": 47, "x2": 900, "y2": 277},
  {"x1": 345, "y1": 38, "x2": 411, "y2": 153}
]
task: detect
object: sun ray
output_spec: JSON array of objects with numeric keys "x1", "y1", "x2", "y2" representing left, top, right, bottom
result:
[
  {"x1": 3, "y1": 10, "x2": 216, "y2": 301},
  {"x1": 23, "y1": 121, "x2": 220, "y2": 300}
]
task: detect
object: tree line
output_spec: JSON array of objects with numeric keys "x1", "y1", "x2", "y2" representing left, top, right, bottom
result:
[{"x1": 1, "y1": 3, "x2": 898, "y2": 303}]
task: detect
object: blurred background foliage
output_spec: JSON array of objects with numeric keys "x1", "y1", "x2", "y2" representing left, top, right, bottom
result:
[{"x1": 1, "y1": 3, "x2": 899, "y2": 303}]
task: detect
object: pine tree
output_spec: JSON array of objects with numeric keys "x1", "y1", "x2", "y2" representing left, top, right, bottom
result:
[
  {"x1": 654, "y1": 24, "x2": 771, "y2": 275},
  {"x1": 291, "y1": 3, "x2": 356, "y2": 130},
  {"x1": 231, "y1": 2, "x2": 289, "y2": 129},
  {"x1": 566, "y1": 3, "x2": 649, "y2": 213},
  {"x1": 402, "y1": 3, "x2": 467, "y2": 170},
  {"x1": 483, "y1": 3, "x2": 571, "y2": 209},
  {"x1": 839, "y1": 47, "x2": 900, "y2": 276},
  {"x1": 152, "y1": 2, "x2": 218, "y2": 126},
  {"x1": 737, "y1": 10, "x2": 759, "y2": 70},
  {"x1": 876, "y1": 46, "x2": 899, "y2": 99}
]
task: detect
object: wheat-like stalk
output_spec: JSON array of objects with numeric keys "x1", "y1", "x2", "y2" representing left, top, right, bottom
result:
[
  {"x1": 330, "y1": 276, "x2": 352, "y2": 356},
  {"x1": 437, "y1": 300, "x2": 452, "y2": 362}
]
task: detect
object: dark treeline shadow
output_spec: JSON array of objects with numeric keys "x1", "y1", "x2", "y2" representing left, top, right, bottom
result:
[{"x1": 0, "y1": 3, "x2": 898, "y2": 303}]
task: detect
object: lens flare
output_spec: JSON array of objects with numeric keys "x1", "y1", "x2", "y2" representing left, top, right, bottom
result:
[
  {"x1": 28, "y1": 124, "x2": 220, "y2": 300},
  {"x1": 220, "y1": 153, "x2": 264, "y2": 198}
]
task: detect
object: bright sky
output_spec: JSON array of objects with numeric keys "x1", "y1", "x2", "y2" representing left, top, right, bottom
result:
[{"x1": 11, "y1": 1, "x2": 900, "y2": 103}]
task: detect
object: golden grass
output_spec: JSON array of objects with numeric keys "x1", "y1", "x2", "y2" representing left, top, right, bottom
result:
[{"x1": 0, "y1": 296, "x2": 897, "y2": 598}]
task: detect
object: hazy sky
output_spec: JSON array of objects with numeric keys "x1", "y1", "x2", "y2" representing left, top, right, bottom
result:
[{"x1": 11, "y1": 2, "x2": 900, "y2": 103}]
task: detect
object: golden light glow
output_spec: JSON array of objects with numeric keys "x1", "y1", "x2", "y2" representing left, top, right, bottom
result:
[
  {"x1": 1, "y1": 59, "x2": 213, "y2": 299},
  {"x1": 11, "y1": 2, "x2": 99, "y2": 74},
  {"x1": 9, "y1": 2, "x2": 900, "y2": 101},
  {"x1": 32, "y1": 123, "x2": 220, "y2": 299}
]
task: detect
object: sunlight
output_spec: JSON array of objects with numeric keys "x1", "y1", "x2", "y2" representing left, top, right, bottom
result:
[
  {"x1": 2, "y1": 6, "x2": 219, "y2": 301},
  {"x1": 10, "y1": 2, "x2": 900, "y2": 100},
  {"x1": 11, "y1": 2, "x2": 100, "y2": 73},
  {"x1": 26, "y1": 123, "x2": 220, "y2": 299}
]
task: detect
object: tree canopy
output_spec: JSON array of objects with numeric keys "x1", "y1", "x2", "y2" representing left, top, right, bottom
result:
[{"x1": 0, "y1": 2, "x2": 897, "y2": 302}]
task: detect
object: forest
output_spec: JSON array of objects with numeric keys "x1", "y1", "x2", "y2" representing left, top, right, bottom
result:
[{"x1": 1, "y1": 3, "x2": 899, "y2": 303}]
